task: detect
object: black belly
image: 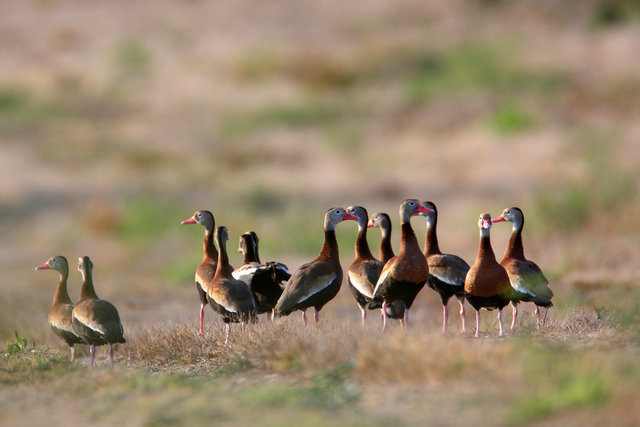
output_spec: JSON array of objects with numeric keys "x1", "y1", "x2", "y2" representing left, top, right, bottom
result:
[
  {"x1": 250, "y1": 269, "x2": 285, "y2": 314},
  {"x1": 196, "y1": 281, "x2": 208, "y2": 305},
  {"x1": 372, "y1": 277, "x2": 426, "y2": 309},
  {"x1": 51, "y1": 325, "x2": 85, "y2": 346},
  {"x1": 206, "y1": 295, "x2": 255, "y2": 323},
  {"x1": 465, "y1": 293, "x2": 509, "y2": 311},
  {"x1": 348, "y1": 279, "x2": 371, "y2": 309},
  {"x1": 292, "y1": 277, "x2": 341, "y2": 313},
  {"x1": 428, "y1": 275, "x2": 464, "y2": 305}
]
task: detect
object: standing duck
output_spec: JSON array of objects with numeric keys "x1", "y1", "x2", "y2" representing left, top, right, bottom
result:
[
  {"x1": 232, "y1": 231, "x2": 291, "y2": 316},
  {"x1": 493, "y1": 207, "x2": 553, "y2": 330},
  {"x1": 370, "y1": 199, "x2": 432, "y2": 332},
  {"x1": 35, "y1": 256, "x2": 86, "y2": 361},
  {"x1": 464, "y1": 214, "x2": 512, "y2": 338},
  {"x1": 207, "y1": 226, "x2": 256, "y2": 344},
  {"x1": 368, "y1": 212, "x2": 395, "y2": 264},
  {"x1": 181, "y1": 210, "x2": 219, "y2": 337},
  {"x1": 274, "y1": 207, "x2": 356, "y2": 326},
  {"x1": 368, "y1": 212, "x2": 406, "y2": 321},
  {"x1": 72, "y1": 256, "x2": 125, "y2": 366},
  {"x1": 420, "y1": 201, "x2": 469, "y2": 333},
  {"x1": 344, "y1": 206, "x2": 384, "y2": 325}
]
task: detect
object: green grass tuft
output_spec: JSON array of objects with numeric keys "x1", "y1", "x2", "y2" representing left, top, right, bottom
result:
[{"x1": 488, "y1": 104, "x2": 535, "y2": 134}]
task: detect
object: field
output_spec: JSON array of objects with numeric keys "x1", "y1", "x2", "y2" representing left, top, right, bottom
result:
[{"x1": 1, "y1": 0, "x2": 640, "y2": 425}]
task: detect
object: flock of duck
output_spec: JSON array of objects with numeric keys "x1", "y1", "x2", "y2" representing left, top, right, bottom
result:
[{"x1": 36, "y1": 199, "x2": 553, "y2": 366}]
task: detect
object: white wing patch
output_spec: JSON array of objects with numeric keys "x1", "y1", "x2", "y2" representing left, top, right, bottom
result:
[
  {"x1": 430, "y1": 271, "x2": 461, "y2": 286},
  {"x1": 348, "y1": 271, "x2": 374, "y2": 299},
  {"x1": 232, "y1": 265, "x2": 258, "y2": 285},
  {"x1": 195, "y1": 272, "x2": 210, "y2": 291},
  {"x1": 73, "y1": 312, "x2": 107, "y2": 336},
  {"x1": 372, "y1": 268, "x2": 392, "y2": 298},
  {"x1": 297, "y1": 273, "x2": 336, "y2": 304},
  {"x1": 50, "y1": 320, "x2": 78, "y2": 336},
  {"x1": 508, "y1": 274, "x2": 537, "y2": 297}
]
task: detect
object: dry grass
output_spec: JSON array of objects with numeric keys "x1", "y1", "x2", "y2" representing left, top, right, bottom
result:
[{"x1": 2, "y1": 0, "x2": 640, "y2": 425}]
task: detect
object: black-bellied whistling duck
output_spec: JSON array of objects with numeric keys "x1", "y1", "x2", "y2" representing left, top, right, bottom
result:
[
  {"x1": 274, "y1": 207, "x2": 356, "y2": 326},
  {"x1": 232, "y1": 231, "x2": 291, "y2": 316},
  {"x1": 72, "y1": 256, "x2": 125, "y2": 366},
  {"x1": 371, "y1": 199, "x2": 432, "y2": 332},
  {"x1": 464, "y1": 214, "x2": 513, "y2": 338},
  {"x1": 420, "y1": 201, "x2": 470, "y2": 333},
  {"x1": 344, "y1": 206, "x2": 384, "y2": 325},
  {"x1": 368, "y1": 212, "x2": 406, "y2": 321},
  {"x1": 181, "y1": 210, "x2": 219, "y2": 337},
  {"x1": 367, "y1": 212, "x2": 394, "y2": 264},
  {"x1": 207, "y1": 226, "x2": 256, "y2": 344},
  {"x1": 35, "y1": 256, "x2": 86, "y2": 361},
  {"x1": 493, "y1": 207, "x2": 553, "y2": 331}
]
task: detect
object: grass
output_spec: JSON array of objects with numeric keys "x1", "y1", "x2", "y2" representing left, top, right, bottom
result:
[
  {"x1": 115, "y1": 197, "x2": 186, "y2": 246},
  {"x1": 402, "y1": 44, "x2": 565, "y2": 104},
  {"x1": 113, "y1": 38, "x2": 151, "y2": 76},
  {"x1": 2, "y1": 291, "x2": 640, "y2": 425},
  {"x1": 529, "y1": 139, "x2": 638, "y2": 234},
  {"x1": 488, "y1": 103, "x2": 535, "y2": 134},
  {"x1": 219, "y1": 99, "x2": 367, "y2": 139}
]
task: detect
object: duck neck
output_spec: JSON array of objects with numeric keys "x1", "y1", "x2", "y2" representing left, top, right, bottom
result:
[
  {"x1": 399, "y1": 222, "x2": 420, "y2": 256},
  {"x1": 53, "y1": 270, "x2": 72, "y2": 306},
  {"x1": 243, "y1": 240, "x2": 259, "y2": 264},
  {"x1": 215, "y1": 236, "x2": 233, "y2": 278},
  {"x1": 424, "y1": 220, "x2": 441, "y2": 257},
  {"x1": 478, "y1": 229, "x2": 496, "y2": 262},
  {"x1": 379, "y1": 225, "x2": 395, "y2": 263},
  {"x1": 319, "y1": 228, "x2": 339, "y2": 261},
  {"x1": 203, "y1": 228, "x2": 218, "y2": 263},
  {"x1": 355, "y1": 222, "x2": 375, "y2": 260},
  {"x1": 79, "y1": 268, "x2": 98, "y2": 302},
  {"x1": 503, "y1": 223, "x2": 525, "y2": 260}
]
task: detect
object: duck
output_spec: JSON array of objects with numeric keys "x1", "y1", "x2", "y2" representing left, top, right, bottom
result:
[
  {"x1": 35, "y1": 256, "x2": 86, "y2": 361},
  {"x1": 207, "y1": 226, "x2": 256, "y2": 344},
  {"x1": 493, "y1": 207, "x2": 553, "y2": 330},
  {"x1": 274, "y1": 207, "x2": 356, "y2": 326},
  {"x1": 181, "y1": 210, "x2": 220, "y2": 337},
  {"x1": 370, "y1": 199, "x2": 431, "y2": 332},
  {"x1": 464, "y1": 213, "x2": 512, "y2": 338},
  {"x1": 344, "y1": 206, "x2": 384, "y2": 325},
  {"x1": 72, "y1": 256, "x2": 125, "y2": 366},
  {"x1": 368, "y1": 212, "x2": 406, "y2": 321},
  {"x1": 232, "y1": 231, "x2": 291, "y2": 316},
  {"x1": 367, "y1": 212, "x2": 395, "y2": 264},
  {"x1": 420, "y1": 201, "x2": 469, "y2": 333}
]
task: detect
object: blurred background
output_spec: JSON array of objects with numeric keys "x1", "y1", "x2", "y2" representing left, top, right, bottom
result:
[{"x1": 1, "y1": 0, "x2": 639, "y2": 343}]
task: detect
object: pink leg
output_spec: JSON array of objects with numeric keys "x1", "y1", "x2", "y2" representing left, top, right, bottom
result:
[
  {"x1": 403, "y1": 308, "x2": 410, "y2": 329},
  {"x1": 199, "y1": 303, "x2": 206, "y2": 337},
  {"x1": 475, "y1": 311, "x2": 481, "y2": 338},
  {"x1": 381, "y1": 301, "x2": 388, "y2": 334},
  {"x1": 224, "y1": 323, "x2": 231, "y2": 345},
  {"x1": 535, "y1": 306, "x2": 541, "y2": 329},
  {"x1": 510, "y1": 301, "x2": 518, "y2": 332},
  {"x1": 90, "y1": 344, "x2": 96, "y2": 367},
  {"x1": 314, "y1": 310, "x2": 319, "y2": 326},
  {"x1": 271, "y1": 310, "x2": 275, "y2": 322},
  {"x1": 360, "y1": 306, "x2": 366, "y2": 326},
  {"x1": 70, "y1": 346, "x2": 76, "y2": 362},
  {"x1": 498, "y1": 309, "x2": 504, "y2": 337},
  {"x1": 458, "y1": 297, "x2": 466, "y2": 333},
  {"x1": 302, "y1": 310, "x2": 308, "y2": 327},
  {"x1": 241, "y1": 322, "x2": 246, "y2": 334},
  {"x1": 442, "y1": 305, "x2": 449, "y2": 333},
  {"x1": 109, "y1": 344, "x2": 114, "y2": 366}
]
